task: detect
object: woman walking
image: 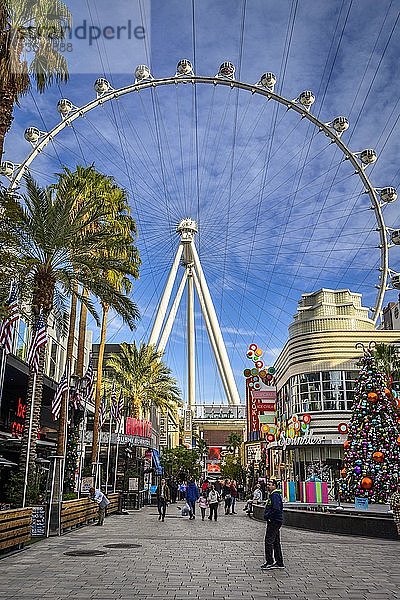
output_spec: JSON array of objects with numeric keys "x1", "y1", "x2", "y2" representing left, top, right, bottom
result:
[
  {"x1": 208, "y1": 484, "x2": 220, "y2": 521},
  {"x1": 222, "y1": 479, "x2": 232, "y2": 515},
  {"x1": 230, "y1": 480, "x2": 238, "y2": 514}
]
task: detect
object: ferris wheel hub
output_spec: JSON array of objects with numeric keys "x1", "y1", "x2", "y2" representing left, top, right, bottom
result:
[{"x1": 177, "y1": 218, "x2": 198, "y2": 242}]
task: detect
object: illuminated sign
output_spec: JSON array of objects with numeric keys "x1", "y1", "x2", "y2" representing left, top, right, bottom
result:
[
  {"x1": 125, "y1": 418, "x2": 152, "y2": 438},
  {"x1": 159, "y1": 414, "x2": 168, "y2": 446}
]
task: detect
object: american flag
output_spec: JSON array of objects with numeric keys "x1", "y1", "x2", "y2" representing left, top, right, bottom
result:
[
  {"x1": 27, "y1": 311, "x2": 48, "y2": 374},
  {"x1": 84, "y1": 355, "x2": 95, "y2": 404},
  {"x1": 0, "y1": 284, "x2": 19, "y2": 355},
  {"x1": 110, "y1": 382, "x2": 117, "y2": 420},
  {"x1": 52, "y1": 367, "x2": 69, "y2": 420},
  {"x1": 99, "y1": 392, "x2": 107, "y2": 429}
]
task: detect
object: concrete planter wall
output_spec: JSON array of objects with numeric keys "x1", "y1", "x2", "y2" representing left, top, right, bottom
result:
[{"x1": 252, "y1": 504, "x2": 398, "y2": 540}]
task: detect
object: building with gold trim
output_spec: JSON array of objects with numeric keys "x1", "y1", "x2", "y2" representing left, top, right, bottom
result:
[{"x1": 269, "y1": 289, "x2": 400, "y2": 491}]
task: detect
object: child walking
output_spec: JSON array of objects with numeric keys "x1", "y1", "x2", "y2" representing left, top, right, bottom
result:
[{"x1": 198, "y1": 491, "x2": 209, "y2": 521}]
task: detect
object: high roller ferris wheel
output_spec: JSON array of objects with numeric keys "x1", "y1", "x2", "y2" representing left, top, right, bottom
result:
[{"x1": 1, "y1": 59, "x2": 399, "y2": 406}]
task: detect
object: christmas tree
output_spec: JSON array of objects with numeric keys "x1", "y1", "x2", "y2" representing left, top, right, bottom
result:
[{"x1": 339, "y1": 345, "x2": 400, "y2": 503}]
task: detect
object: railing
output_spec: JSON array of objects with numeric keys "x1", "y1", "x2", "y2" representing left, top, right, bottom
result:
[
  {"x1": 122, "y1": 490, "x2": 147, "y2": 510},
  {"x1": 0, "y1": 507, "x2": 32, "y2": 553}
]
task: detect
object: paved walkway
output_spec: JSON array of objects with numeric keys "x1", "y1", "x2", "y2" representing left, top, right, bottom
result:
[{"x1": 1, "y1": 501, "x2": 399, "y2": 600}]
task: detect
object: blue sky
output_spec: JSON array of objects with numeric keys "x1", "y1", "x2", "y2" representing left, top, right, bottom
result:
[{"x1": 3, "y1": 0, "x2": 400, "y2": 405}]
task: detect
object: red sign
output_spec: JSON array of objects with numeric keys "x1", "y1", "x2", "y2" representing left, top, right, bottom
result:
[
  {"x1": 256, "y1": 401, "x2": 276, "y2": 412},
  {"x1": 11, "y1": 398, "x2": 26, "y2": 437},
  {"x1": 125, "y1": 418, "x2": 152, "y2": 438}
]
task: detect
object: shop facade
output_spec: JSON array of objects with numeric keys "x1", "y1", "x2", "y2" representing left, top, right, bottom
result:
[{"x1": 269, "y1": 289, "x2": 400, "y2": 501}]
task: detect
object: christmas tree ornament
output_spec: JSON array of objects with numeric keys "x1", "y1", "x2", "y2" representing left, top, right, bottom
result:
[
  {"x1": 361, "y1": 477, "x2": 373, "y2": 490},
  {"x1": 367, "y1": 392, "x2": 378, "y2": 403},
  {"x1": 372, "y1": 451, "x2": 384, "y2": 463}
]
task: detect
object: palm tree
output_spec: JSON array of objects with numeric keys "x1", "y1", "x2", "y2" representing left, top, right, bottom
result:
[
  {"x1": 226, "y1": 432, "x2": 242, "y2": 455},
  {"x1": 105, "y1": 343, "x2": 181, "y2": 460},
  {"x1": 0, "y1": 174, "x2": 138, "y2": 504},
  {"x1": 0, "y1": 0, "x2": 71, "y2": 157},
  {"x1": 374, "y1": 343, "x2": 400, "y2": 385}
]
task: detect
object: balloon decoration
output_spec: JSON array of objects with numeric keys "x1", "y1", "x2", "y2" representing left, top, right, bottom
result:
[
  {"x1": 244, "y1": 343, "x2": 277, "y2": 442},
  {"x1": 339, "y1": 345, "x2": 400, "y2": 504},
  {"x1": 303, "y1": 414, "x2": 311, "y2": 424}
]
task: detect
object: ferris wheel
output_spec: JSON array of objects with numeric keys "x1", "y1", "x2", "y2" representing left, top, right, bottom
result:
[{"x1": 1, "y1": 59, "x2": 399, "y2": 405}]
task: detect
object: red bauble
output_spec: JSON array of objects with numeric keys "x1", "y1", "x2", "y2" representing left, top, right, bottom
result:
[
  {"x1": 384, "y1": 388, "x2": 392, "y2": 398},
  {"x1": 367, "y1": 392, "x2": 378, "y2": 403},
  {"x1": 397, "y1": 436, "x2": 400, "y2": 446},
  {"x1": 343, "y1": 440, "x2": 350, "y2": 450},
  {"x1": 361, "y1": 477, "x2": 373, "y2": 490},
  {"x1": 372, "y1": 451, "x2": 384, "y2": 463}
]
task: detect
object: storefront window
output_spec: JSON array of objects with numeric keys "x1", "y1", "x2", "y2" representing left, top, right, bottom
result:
[{"x1": 283, "y1": 370, "x2": 358, "y2": 414}]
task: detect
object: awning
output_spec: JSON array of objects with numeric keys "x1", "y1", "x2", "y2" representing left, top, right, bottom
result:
[{"x1": 152, "y1": 449, "x2": 163, "y2": 475}]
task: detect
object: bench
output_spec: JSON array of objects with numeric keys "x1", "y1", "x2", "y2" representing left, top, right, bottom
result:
[
  {"x1": 59, "y1": 493, "x2": 121, "y2": 532},
  {"x1": 0, "y1": 508, "x2": 32, "y2": 553}
]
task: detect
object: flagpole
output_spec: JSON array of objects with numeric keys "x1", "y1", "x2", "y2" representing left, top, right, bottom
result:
[
  {"x1": 77, "y1": 395, "x2": 87, "y2": 499},
  {"x1": 22, "y1": 372, "x2": 37, "y2": 508},
  {"x1": 58, "y1": 361, "x2": 70, "y2": 534},
  {"x1": 106, "y1": 417, "x2": 113, "y2": 494},
  {"x1": 113, "y1": 418, "x2": 121, "y2": 493}
]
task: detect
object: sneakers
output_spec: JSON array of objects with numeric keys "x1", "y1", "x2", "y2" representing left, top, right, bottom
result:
[
  {"x1": 261, "y1": 563, "x2": 274, "y2": 569},
  {"x1": 261, "y1": 563, "x2": 285, "y2": 570}
]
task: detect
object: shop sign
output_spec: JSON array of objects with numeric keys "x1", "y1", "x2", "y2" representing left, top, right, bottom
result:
[
  {"x1": 159, "y1": 414, "x2": 168, "y2": 446},
  {"x1": 31, "y1": 506, "x2": 46, "y2": 537},
  {"x1": 278, "y1": 431, "x2": 325, "y2": 450},
  {"x1": 252, "y1": 389, "x2": 276, "y2": 401},
  {"x1": 84, "y1": 431, "x2": 151, "y2": 447},
  {"x1": 183, "y1": 409, "x2": 192, "y2": 432},
  {"x1": 125, "y1": 417, "x2": 152, "y2": 438},
  {"x1": 355, "y1": 497, "x2": 369, "y2": 511},
  {"x1": 11, "y1": 397, "x2": 26, "y2": 437},
  {"x1": 256, "y1": 401, "x2": 275, "y2": 412}
]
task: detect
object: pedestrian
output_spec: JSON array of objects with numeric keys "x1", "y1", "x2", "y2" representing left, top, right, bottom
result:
[
  {"x1": 89, "y1": 487, "x2": 110, "y2": 526},
  {"x1": 169, "y1": 478, "x2": 178, "y2": 503},
  {"x1": 156, "y1": 478, "x2": 170, "y2": 521},
  {"x1": 214, "y1": 478, "x2": 221, "y2": 494},
  {"x1": 230, "y1": 480, "x2": 238, "y2": 514},
  {"x1": 208, "y1": 483, "x2": 220, "y2": 521},
  {"x1": 244, "y1": 483, "x2": 263, "y2": 515},
  {"x1": 389, "y1": 480, "x2": 400, "y2": 536},
  {"x1": 222, "y1": 479, "x2": 232, "y2": 515},
  {"x1": 198, "y1": 491, "x2": 209, "y2": 520},
  {"x1": 201, "y1": 478, "x2": 209, "y2": 495},
  {"x1": 179, "y1": 481, "x2": 186, "y2": 500},
  {"x1": 186, "y1": 479, "x2": 200, "y2": 519},
  {"x1": 261, "y1": 479, "x2": 285, "y2": 570}
]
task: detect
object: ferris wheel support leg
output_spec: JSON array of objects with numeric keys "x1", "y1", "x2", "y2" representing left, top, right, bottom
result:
[
  {"x1": 149, "y1": 243, "x2": 184, "y2": 347},
  {"x1": 157, "y1": 270, "x2": 188, "y2": 354},
  {"x1": 193, "y1": 270, "x2": 233, "y2": 405},
  {"x1": 190, "y1": 240, "x2": 241, "y2": 406},
  {"x1": 187, "y1": 266, "x2": 195, "y2": 410}
]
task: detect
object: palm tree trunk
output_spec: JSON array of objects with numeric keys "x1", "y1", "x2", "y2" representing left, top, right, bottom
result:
[
  {"x1": 0, "y1": 83, "x2": 15, "y2": 159},
  {"x1": 91, "y1": 303, "x2": 109, "y2": 464},
  {"x1": 66, "y1": 284, "x2": 78, "y2": 362},
  {"x1": 76, "y1": 288, "x2": 89, "y2": 378},
  {"x1": 17, "y1": 348, "x2": 46, "y2": 505}
]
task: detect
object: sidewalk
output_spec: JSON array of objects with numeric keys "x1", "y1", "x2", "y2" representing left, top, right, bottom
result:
[{"x1": 0, "y1": 501, "x2": 398, "y2": 600}]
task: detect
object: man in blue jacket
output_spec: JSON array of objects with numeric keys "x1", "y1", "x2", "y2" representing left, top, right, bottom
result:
[
  {"x1": 186, "y1": 479, "x2": 200, "y2": 519},
  {"x1": 261, "y1": 479, "x2": 284, "y2": 570}
]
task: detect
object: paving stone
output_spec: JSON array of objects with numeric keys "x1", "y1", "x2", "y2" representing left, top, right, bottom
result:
[{"x1": 0, "y1": 502, "x2": 399, "y2": 599}]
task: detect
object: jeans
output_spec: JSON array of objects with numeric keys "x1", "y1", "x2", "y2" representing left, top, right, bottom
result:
[
  {"x1": 231, "y1": 497, "x2": 236, "y2": 513},
  {"x1": 188, "y1": 499, "x2": 196, "y2": 516},
  {"x1": 200, "y1": 507, "x2": 206, "y2": 520},
  {"x1": 224, "y1": 496, "x2": 232, "y2": 514},
  {"x1": 209, "y1": 502, "x2": 218, "y2": 521},
  {"x1": 157, "y1": 498, "x2": 167, "y2": 520},
  {"x1": 264, "y1": 520, "x2": 284, "y2": 566}
]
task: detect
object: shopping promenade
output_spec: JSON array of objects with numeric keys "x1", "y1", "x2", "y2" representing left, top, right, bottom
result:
[{"x1": 1, "y1": 502, "x2": 399, "y2": 600}]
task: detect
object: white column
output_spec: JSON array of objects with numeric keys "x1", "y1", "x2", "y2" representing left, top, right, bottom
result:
[
  {"x1": 187, "y1": 267, "x2": 195, "y2": 410},
  {"x1": 157, "y1": 270, "x2": 188, "y2": 353},
  {"x1": 192, "y1": 269, "x2": 232, "y2": 405},
  {"x1": 190, "y1": 240, "x2": 241, "y2": 406},
  {"x1": 149, "y1": 243, "x2": 184, "y2": 347}
]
